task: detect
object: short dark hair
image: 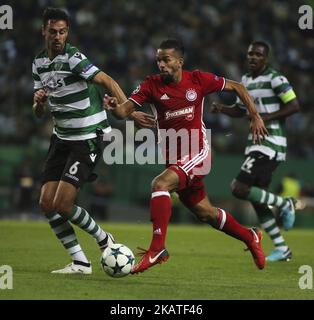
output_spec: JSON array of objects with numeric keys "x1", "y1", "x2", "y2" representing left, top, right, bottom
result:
[
  {"x1": 250, "y1": 40, "x2": 271, "y2": 56},
  {"x1": 159, "y1": 39, "x2": 185, "y2": 57},
  {"x1": 43, "y1": 7, "x2": 70, "y2": 27}
]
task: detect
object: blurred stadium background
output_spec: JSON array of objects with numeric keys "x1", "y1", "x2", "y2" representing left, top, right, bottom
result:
[{"x1": 0, "y1": 0, "x2": 313, "y2": 227}]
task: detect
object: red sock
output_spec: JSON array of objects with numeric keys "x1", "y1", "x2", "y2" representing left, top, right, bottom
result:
[
  {"x1": 149, "y1": 190, "x2": 171, "y2": 252},
  {"x1": 216, "y1": 208, "x2": 252, "y2": 244}
]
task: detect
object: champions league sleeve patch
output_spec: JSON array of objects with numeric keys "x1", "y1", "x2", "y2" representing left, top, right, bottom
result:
[{"x1": 82, "y1": 63, "x2": 94, "y2": 73}]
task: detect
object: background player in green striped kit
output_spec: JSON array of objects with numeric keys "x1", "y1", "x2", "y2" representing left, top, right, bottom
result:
[
  {"x1": 32, "y1": 8, "x2": 153, "y2": 274},
  {"x1": 211, "y1": 41, "x2": 303, "y2": 262}
]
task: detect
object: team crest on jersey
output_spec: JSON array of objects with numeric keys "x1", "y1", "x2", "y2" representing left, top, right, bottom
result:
[
  {"x1": 164, "y1": 106, "x2": 195, "y2": 121},
  {"x1": 186, "y1": 89, "x2": 197, "y2": 101},
  {"x1": 53, "y1": 62, "x2": 63, "y2": 71}
]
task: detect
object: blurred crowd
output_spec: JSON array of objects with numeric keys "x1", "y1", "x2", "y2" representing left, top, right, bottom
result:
[{"x1": 1, "y1": 0, "x2": 313, "y2": 158}]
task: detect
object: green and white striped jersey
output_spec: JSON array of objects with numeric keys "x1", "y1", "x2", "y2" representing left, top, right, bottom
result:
[
  {"x1": 236, "y1": 67, "x2": 297, "y2": 161},
  {"x1": 32, "y1": 43, "x2": 111, "y2": 140}
]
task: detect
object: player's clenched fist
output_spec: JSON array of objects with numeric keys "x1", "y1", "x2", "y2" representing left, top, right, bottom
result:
[
  {"x1": 103, "y1": 94, "x2": 118, "y2": 111},
  {"x1": 34, "y1": 89, "x2": 48, "y2": 106},
  {"x1": 33, "y1": 89, "x2": 48, "y2": 118}
]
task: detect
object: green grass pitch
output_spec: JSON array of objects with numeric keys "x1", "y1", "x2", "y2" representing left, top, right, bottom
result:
[{"x1": 0, "y1": 220, "x2": 313, "y2": 300}]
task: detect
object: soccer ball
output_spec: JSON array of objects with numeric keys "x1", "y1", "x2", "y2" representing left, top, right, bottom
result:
[{"x1": 101, "y1": 243, "x2": 135, "y2": 278}]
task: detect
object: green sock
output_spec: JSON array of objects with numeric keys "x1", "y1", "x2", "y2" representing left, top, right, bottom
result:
[
  {"x1": 45, "y1": 212, "x2": 89, "y2": 262},
  {"x1": 67, "y1": 205, "x2": 107, "y2": 243},
  {"x1": 253, "y1": 204, "x2": 288, "y2": 251},
  {"x1": 248, "y1": 186, "x2": 289, "y2": 210}
]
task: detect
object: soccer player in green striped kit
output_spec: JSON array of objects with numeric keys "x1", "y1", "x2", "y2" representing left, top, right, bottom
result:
[
  {"x1": 211, "y1": 41, "x2": 304, "y2": 262},
  {"x1": 32, "y1": 8, "x2": 152, "y2": 273}
]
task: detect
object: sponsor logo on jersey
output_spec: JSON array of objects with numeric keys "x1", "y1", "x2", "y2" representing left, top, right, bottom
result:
[
  {"x1": 164, "y1": 106, "x2": 195, "y2": 121},
  {"x1": 186, "y1": 89, "x2": 197, "y2": 101},
  {"x1": 42, "y1": 75, "x2": 61, "y2": 92}
]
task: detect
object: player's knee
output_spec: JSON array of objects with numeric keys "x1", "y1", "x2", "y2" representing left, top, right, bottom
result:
[
  {"x1": 151, "y1": 177, "x2": 170, "y2": 191},
  {"x1": 194, "y1": 208, "x2": 216, "y2": 225},
  {"x1": 198, "y1": 214, "x2": 217, "y2": 227},
  {"x1": 53, "y1": 200, "x2": 73, "y2": 216},
  {"x1": 197, "y1": 214, "x2": 213, "y2": 224},
  {"x1": 39, "y1": 197, "x2": 55, "y2": 214},
  {"x1": 231, "y1": 181, "x2": 249, "y2": 199}
]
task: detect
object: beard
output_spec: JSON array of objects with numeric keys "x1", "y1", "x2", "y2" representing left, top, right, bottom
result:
[{"x1": 161, "y1": 73, "x2": 174, "y2": 84}]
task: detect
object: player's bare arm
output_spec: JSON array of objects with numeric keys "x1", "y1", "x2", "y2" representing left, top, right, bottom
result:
[
  {"x1": 32, "y1": 89, "x2": 48, "y2": 118},
  {"x1": 92, "y1": 71, "x2": 127, "y2": 104},
  {"x1": 224, "y1": 79, "x2": 268, "y2": 144},
  {"x1": 211, "y1": 101, "x2": 246, "y2": 118},
  {"x1": 260, "y1": 98, "x2": 300, "y2": 122},
  {"x1": 128, "y1": 111, "x2": 156, "y2": 128},
  {"x1": 95, "y1": 74, "x2": 155, "y2": 128},
  {"x1": 103, "y1": 95, "x2": 135, "y2": 119}
]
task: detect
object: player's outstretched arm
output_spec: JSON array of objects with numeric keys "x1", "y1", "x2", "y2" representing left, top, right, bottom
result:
[
  {"x1": 129, "y1": 111, "x2": 156, "y2": 128},
  {"x1": 103, "y1": 94, "x2": 155, "y2": 127},
  {"x1": 223, "y1": 79, "x2": 268, "y2": 144},
  {"x1": 103, "y1": 95, "x2": 135, "y2": 119},
  {"x1": 94, "y1": 72, "x2": 154, "y2": 126},
  {"x1": 93, "y1": 71, "x2": 127, "y2": 105},
  {"x1": 210, "y1": 101, "x2": 246, "y2": 118}
]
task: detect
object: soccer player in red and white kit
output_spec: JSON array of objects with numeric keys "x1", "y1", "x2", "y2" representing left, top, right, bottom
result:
[{"x1": 104, "y1": 39, "x2": 268, "y2": 273}]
